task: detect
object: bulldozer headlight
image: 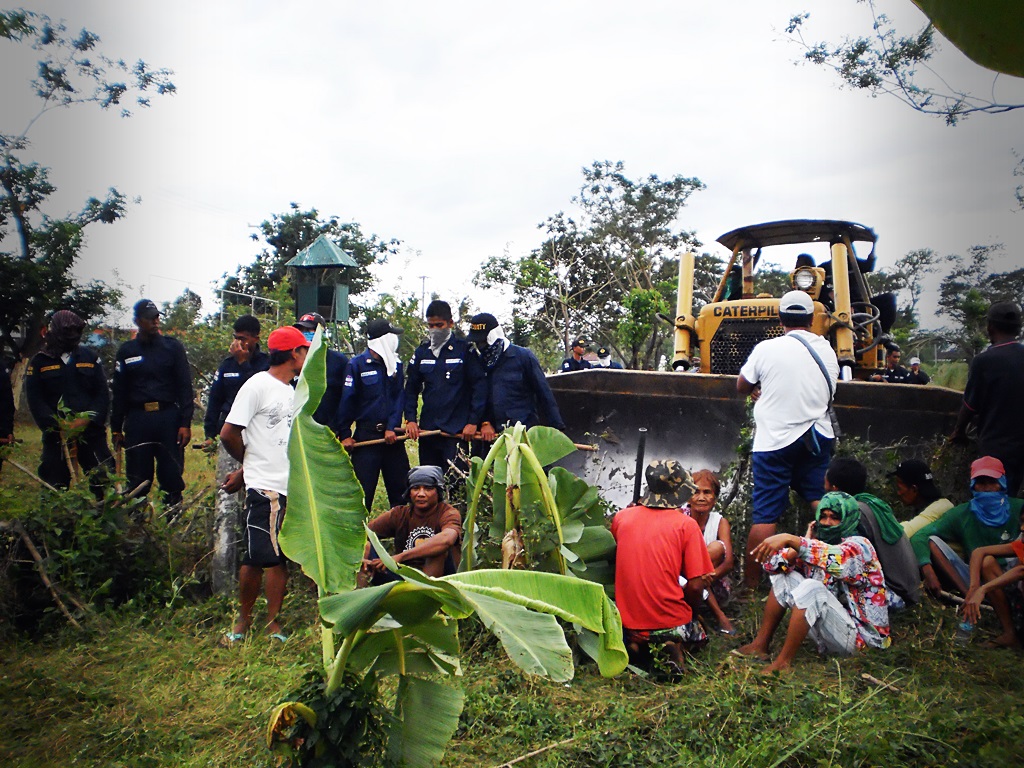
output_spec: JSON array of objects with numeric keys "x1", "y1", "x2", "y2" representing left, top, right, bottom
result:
[{"x1": 793, "y1": 267, "x2": 817, "y2": 291}]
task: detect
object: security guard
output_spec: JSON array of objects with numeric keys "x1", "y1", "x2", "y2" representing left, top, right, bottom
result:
[
  {"x1": 203, "y1": 313, "x2": 269, "y2": 594},
  {"x1": 560, "y1": 336, "x2": 592, "y2": 372},
  {"x1": 595, "y1": 346, "x2": 624, "y2": 369},
  {"x1": 111, "y1": 299, "x2": 194, "y2": 507},
  {"x1": 25, "y1": 310, "x2": 114, "y2": 492},
  {"x1": 404, "y1": 300, "x2": 486, "y2": 476},
  {"x1": 467, "y1": 312, "x2": 566, "y2": 441},
  {"x1": 334, "y1": 317, "x2": 410, "y2": 509},
  {"x1": 293, "y1": 312, "x2": 348, "y2": 427}
]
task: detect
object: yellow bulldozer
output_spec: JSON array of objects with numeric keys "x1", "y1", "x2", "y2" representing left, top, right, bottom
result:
[{"x1": 549, "y1": 219, "x2": 962, "y2": 507}]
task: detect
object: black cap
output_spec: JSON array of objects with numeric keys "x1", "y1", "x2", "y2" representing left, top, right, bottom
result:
[
  {"x1": 294, "y1": 312, "x2": 326, "y2": 330},
  {"x1": 988, "y1": 301, "x2": 1022, "y2": 327},
  {"x1": 467, "y1": 312, "x2": 499, "y2": 342},
  {"x1": 888, "y1": 459, "x2": 940, "y2": 497},
  {"x1": 366, "y1": 318, "x2": 404, "y2": 340},
  {"x1": 596, "y1": 346, "x2": 610, "y2": 357},
  {"x1": 572, "y1": 337, "x2": 591, "y2": 350},
  {"x1": 133, "y1": 299, "x2": 160, "y2": 320}
]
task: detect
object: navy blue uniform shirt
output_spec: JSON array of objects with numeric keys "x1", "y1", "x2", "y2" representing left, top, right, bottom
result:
[
  {"x1": 404, "y1": 335, "x2": 486, "y2": 434},
  {"x1": 111, "y1": 334, "x2": 194, "y2": 431},
  {"x1": 483, "y1": 344, "x2": 565, "y2": 430},
  {"x1": 333, "y1": 350, "x2": 405, "y2": 439},
  {"x1": 203, "y1": 348, "x2": 271, "y2": 439},
  {"x1": 314, "y1": 349, "x2": 349, "y2": 427},
  {"x1": 26, "y1": 346, "x2": 110, "y2": 431},
  {"x1": 560, "y1": 356, "x2": 592, "y2": 372},
  {"x1": 0, "y1": 360, "x2": 14, "y2": 437}
]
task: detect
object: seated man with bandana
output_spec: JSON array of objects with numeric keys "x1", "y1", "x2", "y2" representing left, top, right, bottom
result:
[
  {"x1": 611, "y1": 460, "x2": 714, "y2": 671},
  {"x1": 736, "y1": 491, "x2": 891, "y2": 674},
  {"x1": 361, "y1": 465, "x2": 462, "y2": 581},
  {"x1": 910, "y1": 456, "x2": 1024, "y2": 599}
]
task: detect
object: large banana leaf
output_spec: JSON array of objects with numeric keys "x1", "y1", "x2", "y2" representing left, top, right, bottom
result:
[
  {"x1": 387, "y1": 676, "x2": 464, "y2": 768},
  {"x1": 526, "y1": 425, "x2": 578, "y2": 466},
  {"x1": 446, "y1": 569, "x2": 628, "y2": 677},
  {"x1": 912, "y1": 1, "x2": 1024, "y2": 77},
  {"x1": 279, "y1": 332, "x2": 368, "y2": 594}
]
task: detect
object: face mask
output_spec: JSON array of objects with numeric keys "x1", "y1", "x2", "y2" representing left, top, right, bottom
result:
[
  {"x1": 428, "y1": 327, "x2": 450, "y2": 347},
  {"x1": 970, "y1": 489, "x2": 1011, "y2": 527},
  {"x1": 302, "y1": 331, "x2": 315, "y2": 343}
]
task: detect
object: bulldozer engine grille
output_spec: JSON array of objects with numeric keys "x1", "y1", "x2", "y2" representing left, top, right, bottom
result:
[{"x1": 710, "y1": 319, "x2": 786, "y2": 374}]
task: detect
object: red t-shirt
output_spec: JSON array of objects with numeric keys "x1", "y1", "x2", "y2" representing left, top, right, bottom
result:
[{"x1": 611, "y1": 505, "x2": 713, "y2": 630}]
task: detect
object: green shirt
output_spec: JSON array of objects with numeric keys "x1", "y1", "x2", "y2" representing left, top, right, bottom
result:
[{"x1": 910, "y1": 497, "x2": 1024, "y2": 566}]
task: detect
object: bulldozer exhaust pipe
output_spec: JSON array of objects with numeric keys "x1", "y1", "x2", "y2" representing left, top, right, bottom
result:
[{"x1": 632, "y1": 427, "x2": 648, "y2": 504}]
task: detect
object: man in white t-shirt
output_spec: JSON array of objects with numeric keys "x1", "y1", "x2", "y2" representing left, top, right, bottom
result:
[
  {"x1": 737, "y1": 291, "x2": 839, "y2": 591},
  {"x1": 219, "y1": 326, "x2": 309, "y2": 644}
]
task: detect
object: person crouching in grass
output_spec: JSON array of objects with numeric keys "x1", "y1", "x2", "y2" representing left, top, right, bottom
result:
[{"x1": 735, "y1": 491, "x2": 890, "y2": 673}]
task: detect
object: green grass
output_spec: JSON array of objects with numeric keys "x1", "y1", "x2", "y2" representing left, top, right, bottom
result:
[{"x1": 2, "y1": 419, "x2": 1021, "y2": 767}]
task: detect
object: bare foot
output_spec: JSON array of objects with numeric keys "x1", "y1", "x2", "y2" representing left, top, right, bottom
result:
[
  {"x1": 981, "y1": 634, "x2": 1022, "y2": 650},
  {"x1": 733, "y1": 644, "x2": 770, "y2": 661},
  {"x1": 758, "y1": 660, "x2": 791, "y2": 675}
]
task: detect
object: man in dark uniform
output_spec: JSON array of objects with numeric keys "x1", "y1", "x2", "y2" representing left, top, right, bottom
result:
[
  {"x1": 951, "y1": 301, "x2": 1024, "y2": 496},
  {"x1": 404, "y1": 300, "x2": 486, "y2": 479},
  {"x1": 111, "y1": 299, "x2": 194, "y2": 507},
  {"x1": 870, "y1": 344, "x2": 911, "y2": 383},
  {"x1": 560, "y1": 336, "x2": 592, "y2": 372},
  {"x1": 0, "y1": 356, "x2": 16, "y2": 475},
  {"x1": 293, "y1": 312, "x2": 348, "y2": 427},
  {"x1": 906, "y1": 357, "x2": 930, "y2": 385},
  {"x1": 334, "y1": 317, "x2": 410, "y2": 510},
  {"x1": 203, "y1": 314, "x2": 270, "y2": 593},
  {"x1": 467, "y1": 312, "x2": 566, "y2": 443},
  {"x1": 25, "y1": 310, "x2": 113, "y2": 493},
  {"x1": 595, "y1": 346, "x2": 624, "y2": 369}
]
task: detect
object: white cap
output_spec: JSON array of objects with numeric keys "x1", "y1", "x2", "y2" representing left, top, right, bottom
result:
[
  {"x1": 909, "y1": 357, "x2": 921, "y2": 365},
  {"x1": 779, "y1": 290, "x2": 814, "y2": 315}
]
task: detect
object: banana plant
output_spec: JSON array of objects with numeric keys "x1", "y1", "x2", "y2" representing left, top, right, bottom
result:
[
  {"x1": 271, "y1": 332, "x2": 628, "y2": 768},
  {"x1": 460, "y1": 425, "x2": 616, "y2": 585}
]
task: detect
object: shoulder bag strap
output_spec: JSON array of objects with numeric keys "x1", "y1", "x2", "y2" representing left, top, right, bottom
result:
[{"x1": 789, "y1": 332, "x2": 834, "y2": 405}]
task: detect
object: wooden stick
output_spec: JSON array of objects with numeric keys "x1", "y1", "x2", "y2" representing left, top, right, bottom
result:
[
  {"x1": 12, "y1": 520, "x2": 82, "y2": 630},
  {"x1": 939, "y1": 590, "x2": 994, "y2": 612},
  {"x1": 861, "y1": 673, "x2": 902, "y2": 694},
  {"x1": 489, "y1": 736, "x2": 577, "y2": 768},
  {"x1": 6, "y1": 459, "x2": 63, "y2": 494},
  {"x1": 349, "y1": 430, "x2": 441, "y2": 449}
]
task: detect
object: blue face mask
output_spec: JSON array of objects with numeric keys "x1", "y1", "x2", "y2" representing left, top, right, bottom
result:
[
  {"x1": 970, "y1": 480, "x2": 1010, "y2": 527},
  {"x1": 302, "y1": 331, "x2": 315, "y2": 343}
]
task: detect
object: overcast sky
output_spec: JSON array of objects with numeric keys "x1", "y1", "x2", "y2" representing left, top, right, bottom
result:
[{"x1": 4, "y1": 1, "x2": 1022, "y2": 329}]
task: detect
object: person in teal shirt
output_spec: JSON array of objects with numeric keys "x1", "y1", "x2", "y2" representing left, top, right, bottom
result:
[{"x1": 911, "y1": 456, "x2": 1024, "y2": 597}]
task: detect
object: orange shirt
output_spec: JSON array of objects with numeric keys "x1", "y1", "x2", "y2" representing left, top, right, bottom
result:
[
  {"x1": 611, "y1": 505, "x2": 713, "y2": 630},
  {"x1": 1011, "y1": 538, "x2": 1024, "y2": 562}
]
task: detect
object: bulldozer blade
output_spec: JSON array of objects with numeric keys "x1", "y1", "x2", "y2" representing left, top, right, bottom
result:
[{"x1": 548, "y1": 369, "x2": 962, "y2": 509}]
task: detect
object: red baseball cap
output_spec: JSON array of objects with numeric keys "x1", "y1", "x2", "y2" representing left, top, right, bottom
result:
[
  {"x1": 267, "y1": 326, "x2": 312, "y2": 352},
  {"x1": 970, "y1": 456, "x2": 1005, "y2": 481}
]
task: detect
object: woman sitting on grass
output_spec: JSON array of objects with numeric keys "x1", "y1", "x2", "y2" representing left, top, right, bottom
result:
[
  {"x1": 685, "y1": 469, "x2": 736, "y2": 635},
  {"x1": 735, "y1": 491, "x2": 890, "y2": 674},
  {"x1": 963, "y1": 505, "x2": 1024, "y2": 650}
]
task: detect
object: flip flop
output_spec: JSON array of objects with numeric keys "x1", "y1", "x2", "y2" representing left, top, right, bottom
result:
[
  {"x1": 268, "y1": 632, "x2": 288, "y2": 643},
  {"x1": 730, "y1": 648, "x2": 769, "y2": 662},
  {"x1": 221, "y1": 632, "x2": 245, "y2": 646},
  {"x1": 717, "y1": 627, "x2": 738, "y2": 637}
]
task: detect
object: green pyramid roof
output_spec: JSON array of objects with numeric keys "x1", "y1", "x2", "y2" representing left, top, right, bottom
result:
[{"x1": 284, "y1": 234, "x2": 359, "y2": 268}]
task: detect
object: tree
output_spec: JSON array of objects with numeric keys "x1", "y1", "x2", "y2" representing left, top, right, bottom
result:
[
  {"x1": 934, "y1": 244, "x2": 1024, "y2": 361},
  {"x1": 0, "y1": 10, "x2": 175, "y2": 361},
  {"x1": 475, "y1": 161, "x2": 705, "y2": 370},
  {"x1": 224, "y1": 203, "x2": 401, "y2": 315},
  {"x1": 785, "y1": 2, "x2": 1024, "y2": 126}
]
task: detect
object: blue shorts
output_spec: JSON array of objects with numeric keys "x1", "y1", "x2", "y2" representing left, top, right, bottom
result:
[{"x1": 751, "y1": 430, "x2": 833, "y2": 525}]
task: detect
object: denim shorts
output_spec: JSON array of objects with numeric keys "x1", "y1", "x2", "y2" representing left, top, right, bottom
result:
[{"x1": 751, "y1": 430, "x2": 833, "y2": 525}]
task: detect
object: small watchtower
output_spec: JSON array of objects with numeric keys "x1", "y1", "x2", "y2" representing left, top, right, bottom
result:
[{"x1": 284, "y1": 234, "x2": 359, "y2": 322}]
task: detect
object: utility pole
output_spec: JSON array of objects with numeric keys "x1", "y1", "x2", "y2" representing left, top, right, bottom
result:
[{"x1": 419, "y1": 275, "x2": 428, "y2": 310}]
